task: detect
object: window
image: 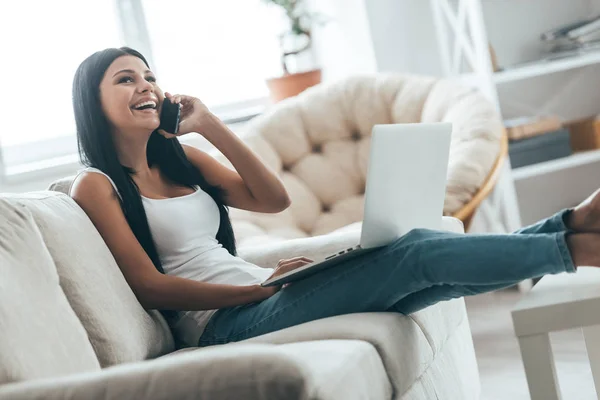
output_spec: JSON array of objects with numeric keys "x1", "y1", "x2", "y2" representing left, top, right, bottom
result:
[
  {"x1": 0, "y1": 1, "x2": 121, "y2": 148},
  {"x1": 0, "y1": 0, "x2": 121, "y2": 176},
  {"x1": 141, "y1": 0, "x2": 282, "y2": 113},
  {"x1": 0, "y1": 0, "x2": 281, "y2": 179}
]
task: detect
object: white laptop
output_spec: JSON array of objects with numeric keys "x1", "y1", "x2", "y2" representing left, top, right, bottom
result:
[{"x1": 261, "y1": 122, "x2": 452, "y2": 287}]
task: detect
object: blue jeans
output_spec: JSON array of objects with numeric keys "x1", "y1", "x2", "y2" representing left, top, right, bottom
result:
[{"x1": 198, "y1": 210, "x2": 576, "y2": 346}]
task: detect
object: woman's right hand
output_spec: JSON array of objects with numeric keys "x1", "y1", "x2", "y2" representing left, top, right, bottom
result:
[{"x1": 254, "y1": 256, "x2": 314, "y2": 300}]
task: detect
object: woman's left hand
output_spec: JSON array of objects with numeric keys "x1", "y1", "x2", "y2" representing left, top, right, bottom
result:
[{"x1": 157, "y1": 92, "x2": 212, "y2": 138}]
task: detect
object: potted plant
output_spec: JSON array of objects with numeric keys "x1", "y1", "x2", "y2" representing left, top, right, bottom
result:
[{"x1": 262, "y1": 0, "x2": 326, "y2": 102}]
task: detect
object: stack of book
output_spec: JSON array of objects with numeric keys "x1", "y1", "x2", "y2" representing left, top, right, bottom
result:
[
  {"x1": 505, "y1": 116, "x2": 572, "y2": 169},
  {"x1": 542, "y1": 15, "x2": 600, "y2": 54}
]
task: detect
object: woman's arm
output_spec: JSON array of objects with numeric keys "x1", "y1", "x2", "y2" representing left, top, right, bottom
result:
[
  {"x1": 141, "y1": 274, "x2": 269, "y2": 311},
  {"x1": 194, "y1": 114, "x2": 290, "y2": 212},
  {"x1": 160, "y1": 93, "x2": 291, "y2": 213},
  {"x1": 70, "y1": 172, "x2": 278, "y2": 310}
]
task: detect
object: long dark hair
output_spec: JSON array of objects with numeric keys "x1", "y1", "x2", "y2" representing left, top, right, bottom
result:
[{"x1": 72, "y1": 47, "x2": 237, "y2": 299}]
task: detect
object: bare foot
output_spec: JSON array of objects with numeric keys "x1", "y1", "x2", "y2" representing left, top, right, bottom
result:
[
  {"x1": 567, "y1": 233, "x2": 600, "y2": 268},
  {"x1": 568, "y1": 188, "x2": 600, "y2": 233}
]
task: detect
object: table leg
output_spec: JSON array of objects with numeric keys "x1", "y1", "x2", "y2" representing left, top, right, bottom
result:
[
  {"x1": 518, "y1": 333, "x2": 561, "y2": 400},
  {"x1": 582, "y1": 324, "x2": 600, "y2": 397}
]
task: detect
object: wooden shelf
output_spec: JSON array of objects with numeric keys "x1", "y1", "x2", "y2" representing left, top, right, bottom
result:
[
  {"x1": 494, "y1": 51, "x2": 600, "y2": 84},
  {"x1": 512, "y1": 148, "x2": 600, "y2": 181}
]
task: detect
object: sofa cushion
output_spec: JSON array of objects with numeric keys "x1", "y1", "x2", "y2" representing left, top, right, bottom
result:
[
  {"x1": 0, "y1": 192, "x2": 175, "y2": 367},
  {"x1": 164, "y1": 339, "x2": 391, "y2": 400},
  {"x1": 0, "y1": 199, "x2": 100, "y2": 383},
  {"x1": 0, "y1": 339, "x2": 390, "y2": 400},
  {"x1": 273, "y1": 340, "x2": 392, "y2": 399}
]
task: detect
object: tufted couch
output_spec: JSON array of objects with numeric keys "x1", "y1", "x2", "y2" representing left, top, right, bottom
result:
[{"x1": 207, "y1": 74, "x2": 504, "y2": 247}]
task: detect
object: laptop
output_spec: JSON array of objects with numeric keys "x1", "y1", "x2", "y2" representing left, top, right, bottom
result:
[{"x1": 261, "y1": 122, "x2": 452, "y2": 287}]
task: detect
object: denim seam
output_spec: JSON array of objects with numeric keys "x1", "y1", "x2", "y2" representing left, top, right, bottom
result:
[
  {"x1": 553, "y1": 232, "x2": 576, "y2": 273},
  {"x1": 403, "y1": 231, "x2": 575, "y2": 282},
  {"x1": 556, "y1": 208, "x2": 573, "y2": 231},
  {"x1": 199, "y1": 314, "x2": 217, "y2": 343},
  {"x1": 550, "y1": 211, "x2": 565, "y2": 232},
  {"x1": 382, "y1": 232, "x2": 560, "y2": 287}
]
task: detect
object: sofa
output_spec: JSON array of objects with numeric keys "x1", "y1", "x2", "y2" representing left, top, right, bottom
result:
[{"x1": 0, "y1": 191, "x2": 480, "y2": 399}]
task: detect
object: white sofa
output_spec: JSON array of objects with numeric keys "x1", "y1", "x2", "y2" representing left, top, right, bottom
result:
[{"x1": 0, "y1": 191, "x2": 480, "y2": 400}]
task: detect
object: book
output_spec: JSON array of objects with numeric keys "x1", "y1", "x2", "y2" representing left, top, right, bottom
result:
[
  {"x1": 504, "y1": 116, "x2": 563, "y2": 141},
  {"x1": 541, "y1": 18, "x2": 595, "y2": 41},
  {"x1": 573, "y1": 29, "x2": 600, "y2": 44},
  {"x1": 567, "y1": 16, "x2": 600, "y2": 39},
  {"x1": 508, "y1": 128, "x2": 571, "y2": 169}
]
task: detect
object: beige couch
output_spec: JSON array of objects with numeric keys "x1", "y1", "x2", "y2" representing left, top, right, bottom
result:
[{"x1": 0, "y1": 191, "x2": 480, "y2": 400}]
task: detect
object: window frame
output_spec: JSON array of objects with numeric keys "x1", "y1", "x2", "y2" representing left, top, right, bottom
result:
[{"x1": 0, "y1": 0, "x2": 269, "y2": 187}]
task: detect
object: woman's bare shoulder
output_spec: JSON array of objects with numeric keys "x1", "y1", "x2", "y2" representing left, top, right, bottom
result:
[{"x1": 70, "y1": 170, "x2": 120, "y2": 203}]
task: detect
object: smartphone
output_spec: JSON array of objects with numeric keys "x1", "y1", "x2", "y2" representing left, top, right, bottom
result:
[{"x1": 158, "y1": 97, "x2": 181, "y2": 134}]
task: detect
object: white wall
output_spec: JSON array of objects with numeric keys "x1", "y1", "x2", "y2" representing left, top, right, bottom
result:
[
  {"x1": 363, "y1": 0, "x2": 594, "y2": 72},
  {"x1": 310, "y1": 0, "x2": 378, "y2": 80},
  {"x1": 364, "y1": 0, "x2": 442, "y2": 76},
  {"x1": 363, "y1": 0, "x2": 600, "y2": 121},
  {"x1": 485, "y1": 0, "x2": 600, "y2": 121}
]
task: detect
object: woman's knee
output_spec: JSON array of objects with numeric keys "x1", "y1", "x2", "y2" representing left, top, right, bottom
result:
[{"x1": 386, "y1": 228, "x2": 451, "y2": 254}]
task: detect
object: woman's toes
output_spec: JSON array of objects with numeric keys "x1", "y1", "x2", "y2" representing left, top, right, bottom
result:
[{"x1": 571, "y1": 189, "x2": 600, "y2": 232}]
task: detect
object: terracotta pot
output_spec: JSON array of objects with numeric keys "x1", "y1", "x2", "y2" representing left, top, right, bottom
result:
[{"x1": 266, "y1": 69, "x2": 322, "y2": 103}]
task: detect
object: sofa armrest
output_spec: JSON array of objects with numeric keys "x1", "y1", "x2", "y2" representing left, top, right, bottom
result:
[
  {"x1": 238, "y1": 216, "x2": 464, "y2": 269},
  {"x1": 441, "y1": 216, "x2": 465, "y2": 234},
  {"x1": 0, "y1": 345, "x2": 307, "y2": 400},
  {"x1": 238, "y1": 228, "x2": 361, "y2": 269}
]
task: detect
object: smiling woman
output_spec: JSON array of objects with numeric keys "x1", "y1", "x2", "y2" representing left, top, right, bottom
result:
[
  {"x1": 68, "y1": 46, "x2": 293, "y2": 344},
  {"x1": 99, "y1": 58, "x2": 162, "y2": 140}
]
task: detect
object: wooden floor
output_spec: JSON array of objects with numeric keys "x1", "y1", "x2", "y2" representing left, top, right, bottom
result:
[{"x1": 465, "y1": 289, "x2": 596, "y2": 400}]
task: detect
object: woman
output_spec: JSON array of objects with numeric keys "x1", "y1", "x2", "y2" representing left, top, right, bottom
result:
[{"x1": 70, "y1": 47, "x2": 600, "y2": 348}]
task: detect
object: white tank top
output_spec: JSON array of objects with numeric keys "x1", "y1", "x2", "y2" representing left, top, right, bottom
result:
[{"x1": 77, "y1": 168, "x2": 273, "y2": 346}]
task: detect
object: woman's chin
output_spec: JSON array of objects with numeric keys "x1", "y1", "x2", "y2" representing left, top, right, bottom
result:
[
  {"x1": 133, "y1": 113, "x2": 160, "y2": 129},
  {"x1": 137, "y1": 120, "x2": 160, "y2": 132}
]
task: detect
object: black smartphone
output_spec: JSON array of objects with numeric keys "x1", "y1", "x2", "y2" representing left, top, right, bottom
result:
[{"x1": 158, "y1": 97, "x2": 181, "y2": 134}]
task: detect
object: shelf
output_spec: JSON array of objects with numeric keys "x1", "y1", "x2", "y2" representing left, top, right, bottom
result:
[
  {"x1": 494, "y1": 51, "x2": 600, "y2": 84},
  {"x1": 512, "y1": 148, "x2": 600, "y2": 181}
]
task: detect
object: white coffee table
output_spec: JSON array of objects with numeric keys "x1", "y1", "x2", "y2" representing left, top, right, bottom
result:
[{"x1": 511, "y1": 267, "x2": 600, "y2": 400}]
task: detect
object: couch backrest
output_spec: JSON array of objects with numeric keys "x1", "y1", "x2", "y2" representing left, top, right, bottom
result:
[
  {"x1": 0, "y1": 192, "x2": 175, "y2": 367},
  {"x1": 0, "y1": 198, "x2": 101, "y2": 383}
]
